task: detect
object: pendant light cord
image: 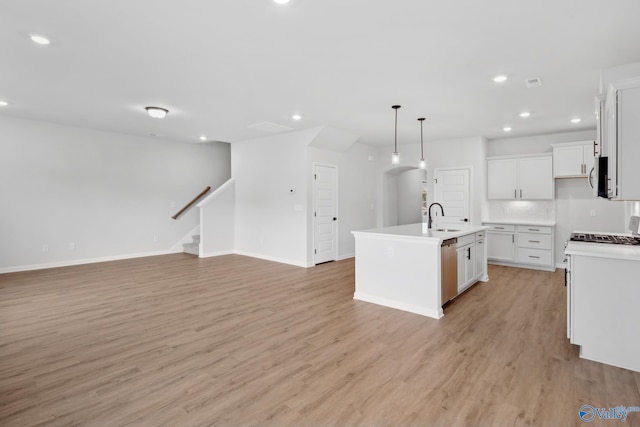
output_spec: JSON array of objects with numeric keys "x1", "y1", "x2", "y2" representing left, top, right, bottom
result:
[
  {"x1": 392, "y1": 105, "x2": 401, "y2": 153},
  {"x1": 419, "y1": 117, "x2": 425, "y2": 159}
]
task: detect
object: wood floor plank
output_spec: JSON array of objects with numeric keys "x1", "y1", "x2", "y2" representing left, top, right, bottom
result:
[{"x1": 1, "y1": 254, "x2": 639, "y2": 426}]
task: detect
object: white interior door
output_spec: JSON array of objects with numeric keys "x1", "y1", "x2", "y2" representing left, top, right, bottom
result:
[
  {"x1": 314, "y1": 164, "x2": 337, "y2": 264},
  {"x1": 434, "y1": 168, "x2": 470, "y2": 227}
]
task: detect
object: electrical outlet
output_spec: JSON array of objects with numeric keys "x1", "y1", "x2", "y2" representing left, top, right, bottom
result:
[
  {"x1": 42, "y1": 244, "x2": 49, "y2": 252},
  {"x1": 68, "y1": 242, "x2": 75, "y2": 250},
  {"x1": 153, "y1": 235, "x2": 159, "y2": 242},
  {"x1": 590, "y1": 209, "x2": 596, "y2": 217},
  {"x1": 387, "y1": 247, "x2": 394, "y2": 257}
]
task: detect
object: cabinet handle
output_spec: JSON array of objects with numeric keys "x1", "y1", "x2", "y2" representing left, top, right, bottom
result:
[
  {"x1": 528, "y1": 228, "x2": 540, "y2": 231},
  {"x1": 512, "y1": 235, "x2": 514, "y2": 243},
  {"x1": 467, "y1": 247, "x2": 471, "y2": 260},
  {"x1": 528, "y1": 240, "x2": 540, "y2": 243},
  {"x1": 593, "y1": 140, "x2": 598, "y2": 157},
  {"x1": 495, "y1": 227, "x2": 505, "y2": 230},
  {"x1": 528, "y1": 255, "x2": 541, "y2": 259},
  {"x1": 520, "y1": 189, "x2": 522, "y2": 198},
  {"x1": 514, "y1": 189, "x2": 517, "y2": 199}
]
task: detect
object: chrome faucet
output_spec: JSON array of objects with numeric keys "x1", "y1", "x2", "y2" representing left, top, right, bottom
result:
[{"x1": 428, "y1": 202, "x2": 445, "y2": 229}]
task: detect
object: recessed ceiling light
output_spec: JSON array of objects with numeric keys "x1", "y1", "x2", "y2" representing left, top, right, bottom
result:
[
  {"x1": 145, "y1": 106, "x2": 169, "y2": 119},
  {"x1": 571, "y1": 118, "x2": 581, "y2": 124},
  {"x1": 273, "y1": 0, "x2": 291, "y2": 4},
  {"x1": 292, "y1": 114, "x2": 302, "y2": 121},
  {"x1": 30, "y1": 34, "x2": 50, "y2": 45},
  {"x1": 519, "y1": 111, "x2": 531, "y2": 118},
  {"x1": 0, "y1": 100, "x2": 8, "y2": 107},
  {"x1": 503, "y1": 126, "x2": 512, "y2": 132},
  {"x1": 199, "y1": 135, "x2": 207, "y2": 141},
  {"x1": 493, "y1": 75, "x2": 508, "y2": 83}
]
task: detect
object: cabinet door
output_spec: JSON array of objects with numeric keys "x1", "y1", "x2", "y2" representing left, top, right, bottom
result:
[
  {"x1": 457, "y1": 246, "x2": 467, "y2": 291},
  {"x1": 465, "y1": 245, "x2": 475, "y2": 286},
  {"x1": 486, "y1": 231, "x2": 515, "y2": 262},
  {"x1": 475, "y1": 239, "x2": 485, "y2": 280},
  {"x1": 553, "y1": 145, "x2": 585, "y2": 177},
  {"x1": 518, "y1": 157, "x2": 553, "y2": 200},
  {"x1": 487, "y1": 159, "x2": 517, "y2": 199}
]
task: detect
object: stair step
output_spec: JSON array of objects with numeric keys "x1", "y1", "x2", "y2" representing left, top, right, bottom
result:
[
  {"x1": 192, "y1": 235, "x2": 200, "y2": 244},
  {"x1": 183, "y1": 242, "x2": 199, "y2": 256}
]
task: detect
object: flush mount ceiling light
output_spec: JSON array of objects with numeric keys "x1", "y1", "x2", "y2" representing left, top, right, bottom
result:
[
  {"x1": 503, "y1": 126, "x2": 512, "y2": 132},
  {"x1": 292, "y1": 114, "x2": 302, "y2": 121},
  {"x1": 199, "y1": 135, "x2": 207, "y2": 141},
  {"x1": 30, "y1": 34, "x2": 50, "y2": 45},
  {"x1": 492, "y1": 75, "x2": 508, "y2": 83},
  {"x1": 145, "y1": 106, "x2": 169, "y2": 119},
  {"x1": 571, "y1": 118, "x2": 582, "y2": 124},
  {"x1": 273, "y1": 0, "x2": 291, "y2": 4},
  {"x1": 391, "y1": 105, "x2": 401, "y2": 165},
  {"x1": 0, "y1": 100, "x2": 8, "y2": 107},
  {"x1": 418, "y1": 117, "x2": 426, "y2": 169},
  {"x1": 519, "y1": 111, "x2": 531, "y2": 118}
]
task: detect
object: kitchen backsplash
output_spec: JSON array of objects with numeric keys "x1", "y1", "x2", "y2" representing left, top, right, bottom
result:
[{"x1": 486, "y1": 200, "x2": 555, "y2": 223}]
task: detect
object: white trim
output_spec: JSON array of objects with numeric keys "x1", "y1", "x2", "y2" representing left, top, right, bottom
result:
[
  {"x1": 487, "y1": 153, "x2": 553, "y2": 161},
  {"x1": 200, "y1": 250, "x2": 235, "y2": 258},
  {"x1": 578, "y1": 350, "x2": 640, "y2": 373},
  {"x1": 0, "y1": 249, "x2": 179, "y2": 274},
  {"x1": 353, "y1": 292, "x2": 443, "y2": 319},
  {"x1": 487, "y1": 260, "x2": 556, "y2": 272},
  {"x1": 196, "y1": 178, "x2": 235, "y2": 207},
  {"x1": 556, "y1": 261, "x2": 567, "y2": 270},
  {"x1": 233, "y1": 250, "x2": 311, "y2": 268}
]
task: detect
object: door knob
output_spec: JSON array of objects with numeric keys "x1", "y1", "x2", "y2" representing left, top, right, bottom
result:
[
  {"x1": 460, "y1": 218, "x2": 469, "y2": 222},
  {"x1": 333, "y1": 217, "x2": 337, "y2": 221}
]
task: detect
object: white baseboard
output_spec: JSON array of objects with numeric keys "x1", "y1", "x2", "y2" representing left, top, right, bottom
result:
[
  {"x1": 353, "y1": 292, "x2": 443, "y2": 319},
  {"x1": 556, "y1": 262, "x2": 567, "y2": 269},
  {"x1": 337, "y1": 252, "x2": 355, "y2": 261},
  {"x1": 200, "y1": 250, "x2": 235, "y2": 258},
  {"x1": 0, "y1": 249, "x2": 176, "y2": 274},
  {"x1": 233, "y1": 250, "x2": 309, "y2": 268}
]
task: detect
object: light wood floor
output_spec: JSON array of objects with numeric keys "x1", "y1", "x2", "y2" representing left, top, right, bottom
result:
[{"x1": 1, "y1": 255, "x2": 639, "y2": 426}]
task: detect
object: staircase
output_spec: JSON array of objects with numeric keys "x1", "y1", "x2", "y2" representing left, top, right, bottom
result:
[{"x1": 183, "y1": 235, "x2": 200, "y2": 256}]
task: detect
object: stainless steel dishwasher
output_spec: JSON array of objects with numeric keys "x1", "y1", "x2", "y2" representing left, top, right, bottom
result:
[{"x1": 441, "y1": 238, "x2": 458, "y2": 305}]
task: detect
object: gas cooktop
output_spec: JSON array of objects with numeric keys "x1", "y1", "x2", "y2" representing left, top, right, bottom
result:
[{"x1": 570, "y1": 232, "x2": 640, "y2": 245}]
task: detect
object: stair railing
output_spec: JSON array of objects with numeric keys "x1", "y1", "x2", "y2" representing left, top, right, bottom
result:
[{"x1": 171, "y1": 186, "x2": 211, "y2": 220}]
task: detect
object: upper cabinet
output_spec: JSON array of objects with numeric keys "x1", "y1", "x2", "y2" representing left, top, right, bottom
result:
[
  {"x1": 487, "y1": 155, "x2": 553, "y2": 200},
  {"x1": 551, "y1": 141, "x2": 596, "y2": 178},
  {"x1": 601, "y1": 77, "x2": 640, "y2": 200}
]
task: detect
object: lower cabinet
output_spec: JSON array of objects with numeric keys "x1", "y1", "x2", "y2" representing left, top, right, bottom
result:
[
  {"x1": 456, "y1": 232, "x2": 486, "y2": 293},
  {"x1": 484, "y1": 222, "x2": 555, "y2": 271}
]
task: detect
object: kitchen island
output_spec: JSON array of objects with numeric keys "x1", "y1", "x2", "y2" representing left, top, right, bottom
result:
[{"x1": 352, "y1": 223, "x2": 489, "y2": 319}]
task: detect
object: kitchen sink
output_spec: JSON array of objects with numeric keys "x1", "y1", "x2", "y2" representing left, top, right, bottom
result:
[{"x1": 435, "y1": 228, "x2": 460, "y2": 232}]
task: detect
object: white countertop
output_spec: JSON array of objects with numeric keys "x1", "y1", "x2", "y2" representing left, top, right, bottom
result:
[
  {"x1": 483, "y1": 219, "x2": 556, "y2": 226},
  {"x1": 565, "y1": 231, "x2": 640, "y2": 261},
  {"x1": 352, "y1": 223, "x2": 488, "y2": 243}
]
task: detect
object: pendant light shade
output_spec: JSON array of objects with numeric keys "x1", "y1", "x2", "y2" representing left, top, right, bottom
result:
[
  {"x1": 145, "y1": 106, "x2": 169, "y2": 119},
  {"x1": 418, "y1": 117, "x2": 426, "y2": 169},
  {"x1": 391, "y1": 105, "x2": 401, "y2": 165}
]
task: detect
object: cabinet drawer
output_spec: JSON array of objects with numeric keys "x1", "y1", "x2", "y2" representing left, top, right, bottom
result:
[
  {"x1": 517, "y1": 233, "x2": 552, "y2": 250},
  {"x1": 517, "y1": 248, "x2": 552, "y2": 266},
  {"x1": 456, "y1": 233, "x2": 476, "y2": 248},
  {"x1": 486, "y1": 224, "x2": 515, "y2": 232},
  {"x1": 517, "y1": 225, "x2": 552, "y2": 234},
  {"x1": 475, "y1": 231, "x2": 485, "y2": 240}
]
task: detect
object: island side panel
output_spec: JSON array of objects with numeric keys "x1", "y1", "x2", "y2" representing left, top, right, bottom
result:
[{"x1": 353, "y1": 233, "x2": 442, "y2": 319}]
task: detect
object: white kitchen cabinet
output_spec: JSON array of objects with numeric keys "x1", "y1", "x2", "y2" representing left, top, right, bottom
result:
[
  {"x1": 484, "y1": 223, "x2": 555, "y2": 271},
  {"x1": 456, "y1": 232, "x2": 485, "y2": 293},
  {"x1": 565, "y1": 249, "x2": 640, "y2": 372},
  {"x1": 475, "y1": 232, "x2": 486, "y2": 281},
  {"x1": 602, "y1": 78, "x2": 640, "y2": 200},
  {"x1": 551, "y1": 141, "x2": 596, "y2": 178},
  {"x1": 487, "y1": 155, "x2": 553, "y2": 200},
  {"x1": 486, "y1": 224, "x2": 515, "y2": 262}
]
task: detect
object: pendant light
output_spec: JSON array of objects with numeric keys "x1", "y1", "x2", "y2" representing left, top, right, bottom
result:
[
  {"x1": 391, "y1": 105, "x2": 401, "y2": 165},
  {"x1": 418, "y1": 117, "x2": 426, "y2": 169}
]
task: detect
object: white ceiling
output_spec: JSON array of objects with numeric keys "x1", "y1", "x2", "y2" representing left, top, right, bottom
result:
[{"x1": 1, "y1": 0, "x2": 640, "y2": 147}]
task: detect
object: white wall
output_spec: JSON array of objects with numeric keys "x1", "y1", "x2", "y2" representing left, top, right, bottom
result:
[
  {"x1": 487, "y1": 129, "x2": 627, "y2": 266},
  {"x1": 199, "y1": 179, "x2": 235, "y2": 257},
  {"x1": 231, "y1": 129, "x2": 314, "y2": 267},
  {"x1": 0, "y1": 116, "x2": 231, "y2": 272},
  {"x1": 379, "y1": 137, "x2": 487, "y2": 226},
  {"x1": 397, "y1": 169, "x2": 424, "y2": 225},
  {"x1": 308, "y1": 142, "x2": 378, "y2": 262}
]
